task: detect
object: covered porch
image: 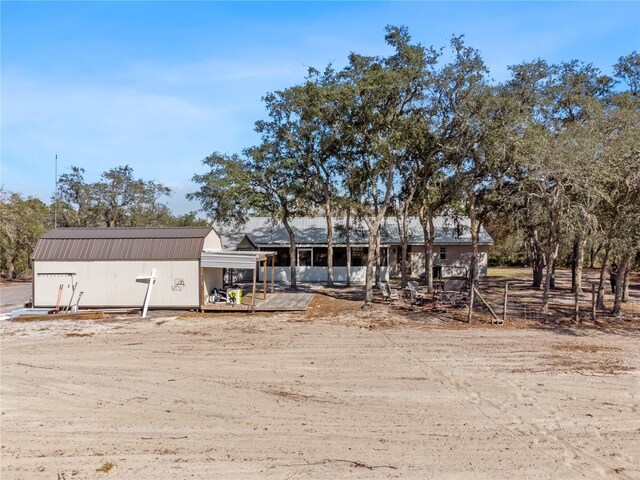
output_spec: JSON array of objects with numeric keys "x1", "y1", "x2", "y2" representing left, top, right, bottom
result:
[
  {"x1": 201, "y1": 250, "x2": 300, "y2": 311},
  {"x1": 200, "y1": 289, "x2": 314, "y2": 312}
]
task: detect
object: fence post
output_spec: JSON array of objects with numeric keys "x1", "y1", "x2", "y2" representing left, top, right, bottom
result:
[
  {"x1": 503, "y1": 282, "x2": 509, "y2": 324},
  {"x1": 574, "y1": 285, "x2": 580, "y2": 323},
  {"x1": 591, "y1": 282, "x2": 596, "y2": 322}
]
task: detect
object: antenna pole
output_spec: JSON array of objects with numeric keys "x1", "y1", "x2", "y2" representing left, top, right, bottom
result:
[{"x1": 54, "y1": 154, "x2": 58, "y2": 228}]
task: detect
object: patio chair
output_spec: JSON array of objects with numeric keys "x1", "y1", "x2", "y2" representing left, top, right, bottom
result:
[
  {"x1": 379, "y1": 282, "x2": 401, "y2": 303},
  {"x1": 404, "y1": 281, "x2": 428, "y2": 305}
]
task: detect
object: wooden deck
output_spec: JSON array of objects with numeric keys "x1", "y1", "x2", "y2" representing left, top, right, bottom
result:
[{"x1": 200, "y1": 291, "x2": 315, "y2": 312}]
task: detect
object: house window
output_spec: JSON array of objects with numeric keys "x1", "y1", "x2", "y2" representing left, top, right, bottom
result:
[
  {"x1": 440, "y1": 247, "x2": 447, "y2": 260},
  {"x1": 313, "y1": 247, "x2": 328, "y2": 267},
  {"x1": 271, "y1": 247, "x2": 290, "y2": 267},
  {"x1": 298, "y1": 248, "x2": 312, "y2": 267},
  {"x1": 333, "y1": 247, "x2": 347, "y2": 267},
  {"x1": 351, "y1": 247, "x2": 368, "y2": 267}
]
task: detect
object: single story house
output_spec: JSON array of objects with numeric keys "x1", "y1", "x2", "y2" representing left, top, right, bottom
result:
[
  {"x1": 32, "y1": 227, "x2": 275, "y2": 309},
  {"x1": 215, "y1": 216, "x2": 493, "y2": 284}
]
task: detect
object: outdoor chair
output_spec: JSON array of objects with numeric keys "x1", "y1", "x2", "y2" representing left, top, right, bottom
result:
[
  {"x1": 404, "y1": 281, "x2": 429, "y2": 305},
  {"x1": 379, "y1": 282, "x2": 401, "y2": 303}
]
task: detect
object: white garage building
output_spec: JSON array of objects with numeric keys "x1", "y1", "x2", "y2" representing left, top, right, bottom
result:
[{"x1": 31, "y1": 227, "x2": 272, "y2": 309}]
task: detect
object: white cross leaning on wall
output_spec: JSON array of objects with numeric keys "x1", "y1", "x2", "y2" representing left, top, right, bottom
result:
[{"x1": 135, "y1": 269, "x2": 157, "y2": 318}]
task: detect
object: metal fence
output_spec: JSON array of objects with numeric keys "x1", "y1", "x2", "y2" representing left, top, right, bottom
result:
[
  {"x1": 504, "y1": 295, "x2": 545, "y2": 322},
  {"x1": 501, "y1": 282, "x2": 639, "y2": 323}
]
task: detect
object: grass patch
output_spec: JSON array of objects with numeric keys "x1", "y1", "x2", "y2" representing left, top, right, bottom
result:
[
  {"x1": 96, "y1": 461, "x2": 115, "y2": 473},
  {"x1": 487, "y1": 267, "x2": 531, "y2": 279}
]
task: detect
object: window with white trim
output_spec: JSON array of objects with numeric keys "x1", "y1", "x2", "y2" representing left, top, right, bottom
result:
[{"x1": 439, "y1": 247, "x2": 447, "y2": 260}]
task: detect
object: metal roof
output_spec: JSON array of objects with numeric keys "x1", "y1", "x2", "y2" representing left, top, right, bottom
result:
[
  {"x1": 201, "y1": 250, "x2": 276, "y2": 269},
  {"x1": 33, "y1": 227, "x2": 214, "y2": 261},
  {"x1": 41, "y1": 227, "x2": 212, "y2": 239},
  {"x1": 215, "y1": 216, "x2": 493, "y2": 249}
]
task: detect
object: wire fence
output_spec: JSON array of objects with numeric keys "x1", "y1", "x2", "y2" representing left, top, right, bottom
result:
[
  {"x1": 500, "y1": 281, "x2": 639, "y2": 323},
  {"x1": 505, "y1": 295, "x2": 545, "y2": 322}
]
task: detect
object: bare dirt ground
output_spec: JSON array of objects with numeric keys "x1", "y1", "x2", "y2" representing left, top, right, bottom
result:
[{"x1": 2, "y1": 274, "x2": 639, "y2": 480}]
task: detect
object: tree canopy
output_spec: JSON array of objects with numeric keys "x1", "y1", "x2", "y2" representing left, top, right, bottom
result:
[{"x1": 190, "y1": 28, "x2": 638, "y2": 313}]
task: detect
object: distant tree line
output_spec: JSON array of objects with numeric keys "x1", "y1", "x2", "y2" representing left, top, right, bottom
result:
[
  {"x1": 188, "y1": 26, "x2": 639, "y2": 315},
  {"x1": 0, "y1": 165, "x2": 205, "y2": 279}
]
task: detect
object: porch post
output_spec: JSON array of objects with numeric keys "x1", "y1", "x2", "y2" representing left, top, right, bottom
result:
[
  {"x1": 199, "y1": 266, "x2": 205, "y2": 311},
  {"x1": 251, "y1": 266, "x2": 257, "y2": 309},
  {"x1": 271, "y1": 255, "x2": 275, "y2": 293},
  {"x1": 262, "y1": 258, "x2": 267, "y2": 299}
]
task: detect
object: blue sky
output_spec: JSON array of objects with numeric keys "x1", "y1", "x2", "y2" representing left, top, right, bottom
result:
[{"x1": 2, "y1": 1, "x2": 639, "y2": 214}]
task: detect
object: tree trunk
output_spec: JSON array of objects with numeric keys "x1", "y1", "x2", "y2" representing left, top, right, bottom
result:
[
  {"x1": 574, "y1": 235, "x2": 586, "y2": 294},
  {"x1": 282, "y1": 218, "x2": 297, "y2": 290},
  {"x1": 364, "y1": 218, "x2": 389, "y2": 304},
  {"x1": 622, "y1": 264, "x2": 630, "y2": 303},
  {"x1": 364, "y1": 228, "x2": 377, "y2": 303},
  {"x1": 374, "y1": 225, "x2": 382, "y2": 288},
  {"x1": 571, "y1": 240, "x2": 578, "y2": 293},
  {"x1": 325, "y1": 201, "x2": 334, "y2": 287},
  {"x1": 612, "y1": 253, "x2": 631, "y2": 316},
  {"x1": 473, "y1": 222, "x2": 481, "y2": 284},
  {"x1": 596, "y1": 245, "x2": 611, "y2": 308},
  {"x1": 421, "y1": 212, "x2": 435, "y2": 293},
  {"x1": 541, "y1": 188, "x2": 562, "y2": 313},
  {"x1": 401, "y1": 230, "x2": 409, "y2": 288},
  {"x1": 467, "y1": 192, "x2": 479, "y2": 287},
  {"x1": 5, "y1": 262, "x2": 15, "y2": 282},
  {"x1": 531, "y1": 229, "x2": 545, "y2": 289},
  {"x1": 542, "y1": 242, "x2": 559, "y2": 314},
  {"x1": 363, "y1": 153, "x2": 395, "y2": 305},
  {"x1": 345, "y1": 209, "x2": 351, "y2": 288}
]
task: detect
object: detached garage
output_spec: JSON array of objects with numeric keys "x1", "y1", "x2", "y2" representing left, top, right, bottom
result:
[{"x1": 32, "y1": 227, "x2": 222, "y2": 309}]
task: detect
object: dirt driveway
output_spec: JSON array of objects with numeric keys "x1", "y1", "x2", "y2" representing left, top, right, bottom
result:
[
  {"x1": 0, "y1": 282, "x2": 31, "y2": 314},
  {"x1": 1, "y1": 305, "x2": 638, "y2": 479}
]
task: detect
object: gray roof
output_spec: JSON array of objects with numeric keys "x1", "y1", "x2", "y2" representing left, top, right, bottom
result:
[
  {"x1": 33, "y1": 227, "x2": 214, "y2": 261},
  {"x1": 215, "y1": 217, "x2": 493, "y2": 250}
]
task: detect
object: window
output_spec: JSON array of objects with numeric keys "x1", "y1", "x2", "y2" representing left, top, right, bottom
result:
[
  {"x1": 440, "y1": 247, "x2": 447, "y2": 260},
  {"x1": 351, "y1": 247, "x2": 368, "y2": 267},
  {"x1": 313, "y1": 247, "x2": 328, "y2": 267},
  {"x1": 298, "y1": 248, "x2": 312, "y2": 267},
  {"x1": 333, "y1": 247, "x2": 348, "y2": 267},
  {"x1": 272, "y1": 247, "x2": 291, "y2": 267}
]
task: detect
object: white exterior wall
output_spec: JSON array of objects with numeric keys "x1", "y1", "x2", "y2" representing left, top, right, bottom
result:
[
  {"x1": 33, "y1": 260, "x2": 200, "y2": 308},
  {"x1": 203, "y1": 268, "x2": 224, "y2": 297},
  {"x1": 389, "y1": 245, "x2": 490, "y2": 278},
  {"x1": 257, "y1": 266, "x2": 389, "y2": 284},
  {"x1": 408, "y1": 245, "x2": 490, "y2": 277},
  {"x1": 203, "y1": 230, "x2": 223, "y2": 250}
]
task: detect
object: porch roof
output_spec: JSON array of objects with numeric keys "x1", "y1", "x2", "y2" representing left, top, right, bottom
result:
[{"x1": 201, "y1": 250, "x2": 276, "y2": 269}]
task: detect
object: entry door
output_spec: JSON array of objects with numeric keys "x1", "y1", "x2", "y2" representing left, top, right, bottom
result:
[{"x1": 298, "y1": 248, "x2": 312, "y2": 267}]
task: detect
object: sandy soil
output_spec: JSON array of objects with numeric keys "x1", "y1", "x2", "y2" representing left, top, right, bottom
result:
[{"x1": 1, "y1": 296, "x2": 639, "y2": 479}]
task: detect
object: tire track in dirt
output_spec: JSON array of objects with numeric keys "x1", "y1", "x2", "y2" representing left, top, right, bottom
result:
[{"x1": 376, "y1": 330, "x2": 633, "y2": 480}]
